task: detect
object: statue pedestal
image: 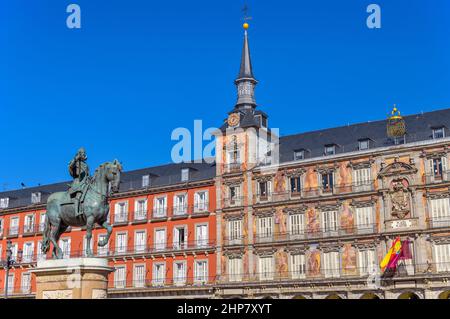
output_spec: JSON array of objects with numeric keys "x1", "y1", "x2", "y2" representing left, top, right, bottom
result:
[{"x1": 31, "y1": 258, "x2": 114, "y2": 299}]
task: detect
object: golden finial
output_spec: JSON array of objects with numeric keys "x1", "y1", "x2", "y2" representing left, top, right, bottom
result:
[
  {"x1": 389, "y1": 104, "x2": 402, "y2": 120},
  {"x1": 243, "y1": 22, "x2": 249, "y2": 30}
]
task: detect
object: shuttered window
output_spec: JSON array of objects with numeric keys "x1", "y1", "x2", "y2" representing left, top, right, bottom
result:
[
  {"x1": 434, "y1": 243, "x2": 450, "y2": 272},
  {"x1": 290, "y1": 254, "x2": 306, "y2": 279},
  {"x1": 289, "y1": 214, "x2": 305, "y2": 235},
  {"x1": 323, "y1": 251, "x2": 340, "y2": 278}
]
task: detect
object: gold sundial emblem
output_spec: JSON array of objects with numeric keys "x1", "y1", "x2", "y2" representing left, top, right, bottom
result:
[{"x1": 228, "y1": 113, "x2": 240, "y2": 127}]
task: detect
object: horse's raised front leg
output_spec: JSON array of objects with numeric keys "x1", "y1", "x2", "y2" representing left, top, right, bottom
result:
[
  {"x1": 98, "y1": 220, "x2": 112, "y2": 247},
  {"x1": 85, "y1": 216, "x2": 95, "y2": 257}
]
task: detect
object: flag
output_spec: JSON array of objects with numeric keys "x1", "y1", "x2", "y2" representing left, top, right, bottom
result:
[
  {"x1": 399, "y1": 239, "x2": 412, "y2": 260},
  {"x1": 380, "y1": 237, "x2": 402, "y2": 272}
]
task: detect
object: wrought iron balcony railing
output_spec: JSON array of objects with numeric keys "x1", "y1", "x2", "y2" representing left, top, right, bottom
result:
[
  {"x1": 223, "y1": 196, "x2": 245, "y2": 208},
  {"x1": 429, "y1": 217, "x2": 450, "y2": 228},
  {"x1": 109, "y1": 275, "x2": 216, "y2": 290}
]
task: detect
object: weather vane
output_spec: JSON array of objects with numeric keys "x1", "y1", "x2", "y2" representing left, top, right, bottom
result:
[{"x1": 242, "y1": 3, "x2": 252, "y2": 29}]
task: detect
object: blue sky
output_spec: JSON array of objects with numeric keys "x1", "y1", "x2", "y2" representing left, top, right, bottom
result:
[{"x1": 1, "y1": 0, "x2": 449, "y2": 190}]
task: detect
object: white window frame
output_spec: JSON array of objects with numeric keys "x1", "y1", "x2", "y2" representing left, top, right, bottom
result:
[
  {"x1": 134, "y1": 198, "x2": 147, "y2": 220},
  {"x1": 114, "y1": 201, "x2": 128, "y2": 223},
  {"x1": 154, "y1": 228, "x2": 166, "y2": 251},
  {"x1": 0, "y1": 197, "x2": 9, "y2": 209},
  {"x1": 22, "y1": 242, "x2": 34, "y2": 263},
  {"x1": 142, "y1": 175, "x2": 150, "y2": 188},
  {"x1": 258, "y1": 216, "x2": 274, "y2": 241},
  {"x1": 290, "y1": 254, "x2": 306, "y2": 279},
  {"x1": 134, "y1": 230, "x2": 146, "y2": 253},
  {"x1": 133, "y1": 264, "x2": 146, "y2": 288},
  {"x1": 153, "y1": 196, "x2": 167, "y2": 217},
  {"x1": 114, "y1": 266, "x2": 126, "y2": 288},
  {"x1": 294, "y1": 150, "x2": 304, "y2": 161},
  {"x1": 433, "y1": 127, "x2": 445, "y2": 139},
  {"x1": 358, "y1": 249, "x2": 376, "y2": 276},
  {"x1": 173, "y1": 260, "x2": 187, "y2": 286},
  {"x1": 152, "y1": 262, "x2": 166, "y2": 286},
  {"x1": 228, "y1": 257, "x2": 242, "y2": 282},
  {"x1": 321, "y1": 210, "x2": 338, "y2": 234},
  {"x1": 194, "y1": 259, "x2": 208, "y2": 284},
  {"x1": 434, "y1": 243, "x2": 450, "y2": 272},
  {"x1": 115, "y1": 232, "x2": 128, "y2": 254},
  {"x1": 194, "y1": 190, "x2": 209, "y2": 212},
  {"x1": 355, "y1": 206, "x2": 374, "y2": 233},
  {"x1": 173, "y1": 225, "x2": 188, "y2": 250},
  {"x1": 227, "y1": 219, "x2": 242, "y2": 245},
  {"x1": 31, "y1": 192, "x2": 41, "y2": 204},
  {"x1": 289, "y1": 213, "x2": 305, "y2": 237},
  {"x1": 259, "y1": 256, "x2": 274, "y2": 281},
  {"x1": 97, "y1": 233, "x2": 109, "y2": 257},
  {"x1": 173, "y1": 193, "x2": 187, "y2": 216},
  {"x1": 323, "y1": 251, "x2": 340, "y2": 278},
  {"x1": 21, "y1": 272, "x2": 31, "y2": 294},
  {"x1": 430, "y1": 197, "x2": 450, "y2": 227},
  {"x1": 9, "y1": 217, "x2": 19, "y2": 236},
  {"x1": 195, "y1": 223, "x2": 208, "y2": 248},
  {"x1": 181, "y1": 168, "x2": 189, "y2": 182},
  {"x1": 58, "y1": 237, "x2": 71, "y2": 259}
]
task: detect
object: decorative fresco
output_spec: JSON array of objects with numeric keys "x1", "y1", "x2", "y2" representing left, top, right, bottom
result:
[
  {"x1": 273, "y1": 171, "x2": 285, "y2": 193},
  {"x1": 307, "y1": 248, "x2": 321, "y2": 276},
  {"x1": 306, "y1": 207, "x2": 320, "y2": 234},
  {"x1": 275, "y1": 207, "x2": 287, "y2": 236},
  {"x1": 342, "y1": 244, "x2": 357, "y2": 275},
  {"x1": 275, "y1": 249, "x2": 289, "y2": 278},
  {"x1": 340, "y1": 202, "x2": 354, "y2": 234}
]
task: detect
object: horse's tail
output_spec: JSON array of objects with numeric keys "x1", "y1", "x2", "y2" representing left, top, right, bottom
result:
[{"x1": 41, "y1": 215, "x2": 51, "y2": 253}]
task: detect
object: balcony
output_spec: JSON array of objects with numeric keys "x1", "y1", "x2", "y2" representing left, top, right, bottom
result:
[
  {"x1": 223, "y1": 196, "x2": 244, "y2": 208},
  {"x1": 425, "y1": 171, "x2": 450, "y2": 184},
  {"x1": 132, "y1": 210, "x2": 147, "y2": 223},
  {"x1": 172, "y1": 205, "x2": 188, "y2": 218},
  {"x1": 109, "y1": 276, "x2": 215, "y2": 291},
  {"x1": 113, "y1": 212, "x2": 129, "y2": 226},
  {"x1": 429, "y1": 217, "x2": 450, "y2": 228},
  {"x1": 152, "y1": 207, "x2": 167, "y2": 220},
  {"x1": 223, "y1": 236, "x2": 244, "y2": 246},
  {"x1": 225, "y1": 163, "x2": 241, "y2": 174},
  {"x1": 7, "y1": 226, "x2": 19, "y2": 238},
  {"x1": 23, "y1": 224, "x2": 36, "y2": 236},
  {"x1": 193, "y1": 202, "x2": 210, "y2": 215}
]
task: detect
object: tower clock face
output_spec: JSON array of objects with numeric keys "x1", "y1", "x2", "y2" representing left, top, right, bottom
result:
[{"x1": 228, "y1": 113, "x2": 240, "y2": 127}]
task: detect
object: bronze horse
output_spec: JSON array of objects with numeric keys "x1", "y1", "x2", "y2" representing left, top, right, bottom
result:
[{"x1": 42, "y1": 160, "x2": 122, "y2": 259}]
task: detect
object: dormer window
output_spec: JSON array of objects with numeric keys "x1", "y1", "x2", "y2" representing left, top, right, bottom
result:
[
  {"x1": 0, "y1": 198, "x2": 9, "y2": 209},
  {"x1": 294, "y1": 150, "x2": 305, "y2": 161},
  {"x1": 31, "y1": 192, "x2": 41, "y2": 204},
  {"x1": 394, "y1": 135, "x2": 405, "y2": 145},
  {"x1": 142, "y1": 175, "x2": 150, "y2": 188},
  {"x1": 181, "y1": 168, "x2": 189, "y2": 182},
  {"x1": 433, "y1": 127, "x2": 445, "y2": 139},
  {"x1": 324, "y1": 145, "x2": 336, "y2": 156},
  {"x1": 358, "y1": 139, "x2": 370, "y2": 151}
]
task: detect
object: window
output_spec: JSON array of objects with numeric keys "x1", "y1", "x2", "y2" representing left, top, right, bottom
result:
[
  {"x1": 394, "y1": 135, "x2": 405, "y2": 145},
  {"x1": 194, "y1": 260, "x2": 208, "y2": 284},
  {"x1": 154, "y1": 229, "x2": 166, "y2": 251},
  {"x1": 321, "y1": 172, "x2": 334, "y2": 192},
  {"x1": 173, "y1": 261, "x2": 186, "y2": 286},
  {"x1": 228, "y1": 257, "x2": 242, "y2": 282},
  {"x1": 229, "y1": 186, "x2": 241, "y2": 205},
  {"x1": 228, "y1": 219, "x2": 242, "y2": 244},
  {"x1": 258, "y1": 216, "x2": 273, "y2": 240},
  {"x1": 173, "y1": 226, "x2": 187, "y2": 250},
  {"x1": 115, "y1": 202, "x2": 128, "y2": 223},
  {"x1": 323, "y1": 251, "x2": 340, "y2": 278},
  {"x1": 355, "y1": 206, "x2": 373, "y2": 232},
  {"x1": 9, "y1": 217, "x2": 19, "y2": 236},
  {"x1": 6, "y1": 273, "x2": 14, "y2": 295},
  {"x1": 31, "y1": 192, "x2": 41, "y2": 204},
  {"x1": 115, "y1": 233, "x2": 127, "y2": 254},
  {"x1": 10, "y1": 243, "x2": 18, "y2": 260},
  {"x1": 259, "y1": 256, "x2": 274, "y2": 281},
  {"x1": 290, "y1": 254, "x2": 306, "y2": 279},
  {"x1": 153, "y1": 196, "x2": 167, "y2": 217},
  {"x1": 37, "y1": 241, "x2": 46, "y2": 261},
  {"x1": 21, "y1": 273, "x2": 31, "y2": 294},
  {"x1": 0, "y1": 197, "x2": 9, "y2": 209},
  {"x1": 134, "y1": 230, "x2": 146, "y2": 252},
  {"x1": 83, "y1": 235, "x2": 94, "y2": 256},
  {"x1": 152, "y1": 263, "x2": 165, "y2": 286},
  {"x1": 0, "y1": 218, "x2": 3, "y2": 234},
  {"x1": 434, "y1": 243, "x2": 450, "y2": 272},
  {"x1": 289, "y1": 214, "x2": 305, "y2": 236},
  {"x1": 290, "y1": 176, "x2": 301, "y2": 194},
  {"x1": 353, "y1": 167, "x2": 371, "y2": 186},
  {"x1": 294, "y1": 150, "x2": 304, "y2": 160},
  {"x1": 59, "y1": 238, "x2": 71, "y2": 259},
  {"x1": 181, "y1": 168, "x2": 189, "y2": 182},
  {"x1": 39, "y1": 213, "x2": 46, "y2": 232},
  {"x1": 324, "y1": 145, "x2": 336, "y2": 156},
  {"x1": 97, "y1": 234, "x2": 109, "y2": 256},
  {"x1": 133, "y1": 264, "x2": 145, "y2": 288},
  {"x1": 115, "y1": 266, "x2": 126, "y2": 288},
  {"x1": 228, "y1": 137, "x2": 240, "y2": 165},
  {"x1": 23, "y1": 242, "x2": 34, "y2": 263},
  {"x1": 258, "y1": 181, "x2": 270, "y2": 199},
  {"x1": 358, "y1": 249, "x2": 376, "y2": 275},
  {"x1": 142, "y1": 175, "x2": 150, "y2": 188},
  {"x1": 196, "y1": 224, "x2": 208, "y2": 248},
  {"x1": 358, "y1": 139, "x2": 370, "y2": 150},
  {"x1": 194, "y1": 191, "x2": 208, "y2": 212},
  {"x1": 173, "y1": 194, "x2": 187, "y2": 215},
  {"x1": 135, "y1": 199, "x2": 147, "y2": 220},
  {"x1": 430, "y1": 198, "x2": 450, "y2": 226},
  {"x1": 433, "y1": 127, "x2": 445, "y2": 139},
  {"x1": 24, "y1": 214, "x2": 35, "y2": 233},
  {"x1": 431, "y1": 157, "x2": 448, "y2": 178},
  {"x1": 321, "y1": 210, "x2": 338, "y2": 233}
]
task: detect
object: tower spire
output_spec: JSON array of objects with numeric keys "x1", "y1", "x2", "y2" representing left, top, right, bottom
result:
[{"x1": 234, "y1": 22, "x2": 258, "y2": 109}]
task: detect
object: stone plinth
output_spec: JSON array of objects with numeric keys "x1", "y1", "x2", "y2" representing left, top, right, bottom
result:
[{"x1": 31, "y1": 258, "x2": 114, "y2": 299}]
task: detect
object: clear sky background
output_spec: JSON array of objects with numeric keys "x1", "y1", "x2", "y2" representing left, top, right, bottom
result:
[{"x1": 1, "y1": 0, "x2": 449, "y2": 190}]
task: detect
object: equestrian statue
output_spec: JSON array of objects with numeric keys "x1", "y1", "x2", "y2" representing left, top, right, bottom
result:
[{"x1": 42, "y1": 148, "x2": 122, "y2": 259}]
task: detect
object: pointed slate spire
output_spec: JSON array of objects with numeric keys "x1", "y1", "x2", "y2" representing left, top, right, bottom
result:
[{"x1": 234, "y1": 24, "x2": 257, "y2": 109}]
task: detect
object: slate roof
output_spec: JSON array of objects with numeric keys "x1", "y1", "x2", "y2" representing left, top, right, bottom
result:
[
  {"x1": 278, "y1": 108, "x2": 450, "y2": 163},
  {"x1": 0, "y1": 161, "x2": 216, "y2": 211}
]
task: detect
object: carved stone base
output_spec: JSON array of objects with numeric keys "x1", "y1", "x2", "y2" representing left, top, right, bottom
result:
[{"x1": 31, "y1": 258, "x2": 114, "y2": 299}]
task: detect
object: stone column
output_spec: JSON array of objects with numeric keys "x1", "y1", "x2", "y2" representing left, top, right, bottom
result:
[{"x1": 31, "y1": 258, "x2": 114, "y2": 299}]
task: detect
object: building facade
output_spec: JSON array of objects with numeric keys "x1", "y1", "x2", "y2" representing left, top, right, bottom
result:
[{"x1": 1, "y1": 25, "x2": 450, "y2": 299}]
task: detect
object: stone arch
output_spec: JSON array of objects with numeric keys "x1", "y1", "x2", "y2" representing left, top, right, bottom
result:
[
  {"x1": 360, "y1": 292, "x2": 381, "y2": 299},
  {"x1": 398, "y1": 292, "x2": 420, "y2": 299},
  {"x1": 438, "y1": 291, "x2": 450, "y2": 299},
  {"x1": 292, "y1": 295, "x2": 307, "y2": 299},
  {"x1": 325, "y1": 293, "x2": 343, "y2": 299}
]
